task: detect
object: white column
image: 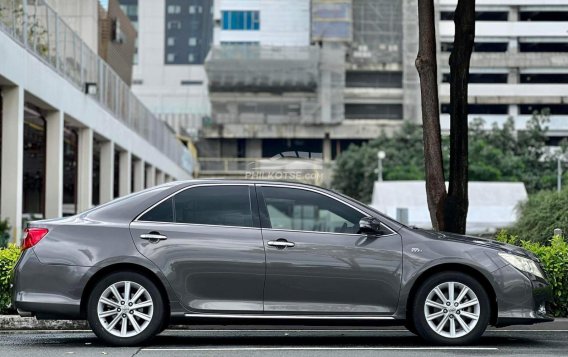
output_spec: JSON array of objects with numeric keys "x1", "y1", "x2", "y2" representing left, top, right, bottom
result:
[
  {"x1": 119, "y1": 150, "x2": 132, "y2": 196},
  {"x1": 99, "y1": 140, "x2": 114, "y2": 204},
  {"x1": 156, "y1": 170, "x2": 165, "y2": 185},
  {"x1": 145, "y1": 165, "x2": 156, "y2": 188},
  {"x1": 1, "y1": 86, "x2": 24, "y2": 242},
  {"x1": 45, "y1": 110, "x2": 64, "y2": 218},
  {"x1": 133, "y1": 158, "x2": 145, "y2": 192},
  {"x1": 323, "y1": 134, "x2": 332, "y2": 163},
  {"x1": 76, "y1": 127, "x2": 93, "y2": 213}
]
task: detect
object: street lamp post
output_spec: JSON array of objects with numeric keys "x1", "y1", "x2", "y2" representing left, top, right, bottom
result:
[{"x1": 377, "y1": 151, "x2": 386, "y2": 182}]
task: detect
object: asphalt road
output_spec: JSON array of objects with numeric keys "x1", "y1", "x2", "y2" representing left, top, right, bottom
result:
[{"x1": 1, "y1": 326, "x2": 567, "y2": 357}]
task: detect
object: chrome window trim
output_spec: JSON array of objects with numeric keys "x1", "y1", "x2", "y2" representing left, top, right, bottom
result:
[
  {"x1": 184, "y1": 313, "x2": 395, "y2": 320},
  {"x1": 256, "y1": 183, "x2": 397, "y2": 236},
  {"x1": 133, "y1": 183, "x2": 255, "y2": 225},
  {"x1": 132, "y1": 220, "x2": 262, "y2": 231}
]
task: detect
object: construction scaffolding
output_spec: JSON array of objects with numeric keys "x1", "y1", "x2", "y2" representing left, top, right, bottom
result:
[
  {"x1": 205, "y1": 44, "x2": 345, "y2": 125},
  {"x1": 350, "y1": 0, "x2": 403, "y2": 66}
]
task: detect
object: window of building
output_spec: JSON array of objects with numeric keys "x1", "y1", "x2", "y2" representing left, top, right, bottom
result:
[
  {"x1": 181, "y1": 80, "x2": 204, "y2": 86},
  {"x1": 174, "y1": 186, "x2": 254, "y2": 228},
  {"x1": 441, "y1": 11, "x2": 508, "y2": 21},
  {"x1": 220, "y1": 41, "x2": 260, "y2": 46},
  {"x1": 519, "y1": 42, "x2": 568, "y2": 53},
  {"x1": 346, "y1": 71, "x2": 403, "y2": 88},
  {"x1": 441, "y1": 104, "x2": 509, "y2": 115},
  {"x1": 166, "y1": 53, "x2": 176, "y2": 63},
  {"x1": 167, "y1": 20, "x2": 181, "y2": 30},
  {"x1": 188, "y1": 37, "x2": 197, "y2": 46},
  {"x1": 345, "y1": 104, "x2": 403, "y2": 120},
  {"x1": 221, "y1": 10, "x2": 260, "y2": 30},
  {"x1": 520, "y1": 11, "x2": 568, "y2": 21},
  {"x1": 259, "y1": 187, "x2": 364, "y2": 234},
  {"x1": 442, "y1": 73, "x2": 508, "y2": 83},
  {"x1": 188, "y1": 54, "x2": 195, "y2": 63},
  {"x1": 167, "y1": 37, "x2": 175, "y2": 46},
  {"x1": 520, "y1": 73, "x2": 568, "y2": 84},
  {"x1": 520, "y1": 104, "x2": 568, "y2": 115},
  {"x1": 167, "y1": 5, "x2": 181, "y2": 14},
  {"x1": 132, "y1": 79, "x2": 143, "y2": 85},
  {"x1": 441, "y1": 42, "x2": 508, "y2": 53},
  {"x1": 189, "y1": 5, "x2": 196, "y2": 14}
]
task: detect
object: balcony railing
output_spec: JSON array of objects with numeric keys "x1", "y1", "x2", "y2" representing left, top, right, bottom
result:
[{"x1": 0, "y1": 0, "x2": 193, "y2": 173}]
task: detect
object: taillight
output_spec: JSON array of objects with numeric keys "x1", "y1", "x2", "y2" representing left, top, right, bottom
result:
[{"x1": 21, "y1": 228, "x2": 49, "y2": 251}]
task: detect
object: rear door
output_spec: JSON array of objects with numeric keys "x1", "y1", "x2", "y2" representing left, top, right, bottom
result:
[{"x1": 129, "y1": 184, "x2": 266, "y2": 313}]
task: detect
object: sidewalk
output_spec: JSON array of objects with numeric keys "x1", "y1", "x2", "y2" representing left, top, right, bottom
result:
[{"x1": 1, "y1": 315, "x2": 567, "y2": 331}]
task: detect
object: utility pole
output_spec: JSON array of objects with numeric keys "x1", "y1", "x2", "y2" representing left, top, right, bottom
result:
[{"x1": 377, "y1": 151, "x2": 386, "y2": 182}]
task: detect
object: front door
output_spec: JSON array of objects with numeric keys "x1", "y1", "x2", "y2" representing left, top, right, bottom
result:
[
  {"x1": 130, "y1": 184, "x2": 266, "y2": 313},
  {"x1": 257, "y1": 185, "x2": 403, "y2": 315}
]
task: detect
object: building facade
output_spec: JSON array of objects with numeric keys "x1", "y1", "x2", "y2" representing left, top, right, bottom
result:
[
  {"x1": 0, "y1": 0, "x2": 192, "y2": 242},
  {"x1": 119, "y1": 0, "x2": 213, "y2": 136}
]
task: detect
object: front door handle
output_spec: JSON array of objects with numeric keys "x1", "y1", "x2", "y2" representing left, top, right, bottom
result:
[
  {"x1": 267, "y1": 240, "x2": 295, "y2": 248},
  {"x1": 140, "y1": 233, "x2": 168, "y2": 241}
]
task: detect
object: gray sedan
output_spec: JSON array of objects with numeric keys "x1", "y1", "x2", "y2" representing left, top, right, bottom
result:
[{"x1": 13, "y1": 180, "x2": 552, "y2": 346}]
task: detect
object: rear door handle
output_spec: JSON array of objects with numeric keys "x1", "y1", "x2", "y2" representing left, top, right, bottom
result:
[
  {"x1": 140, "y1": 233, "x2": 168, "y2": 241},
  {"x1": 267, "y1": 240, "x2": 295, "y2": 248}
]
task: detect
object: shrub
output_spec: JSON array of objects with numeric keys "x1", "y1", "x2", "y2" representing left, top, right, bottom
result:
[
  {"x1": 496, "y1": 231, "x2": 568, "y2": 317},
  {"x1": 0, "y1": 244, "x2": 20, "y2": 314},
  {"x1": 511, "y1": 189, "x2": 568, "y2": 243}
]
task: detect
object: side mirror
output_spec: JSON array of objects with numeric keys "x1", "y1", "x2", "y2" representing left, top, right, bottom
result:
[{"x1": 358, "y1": 216, "x2": 382, "y2": 235}]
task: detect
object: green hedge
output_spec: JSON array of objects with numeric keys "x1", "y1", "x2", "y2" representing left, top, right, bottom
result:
[
  {"x1": 0, "y1": 244, "x2": 20, "y2": 314},
  {"x1": 496, "y1": 231, "x2": 568, "y2": 317}
]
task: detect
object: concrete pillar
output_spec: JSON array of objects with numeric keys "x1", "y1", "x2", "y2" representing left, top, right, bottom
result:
[
  {"x1": 45, "y1": 110, "x2": 64, "y2": 219},
  {"x1": 133, "y1": 159, "x2": 145, "y2": 192},
  {"x1": 1, "y1": 86, "x2": 24, "y2": 242},
  {"x1": 99, "y1": 140, "x2": 114, "y2": 204},
  {"x1": 119, "y1": 150, "x2": 132, "y2": 196},
  {"x1": 77, "y1": 127, "x2": 93, "y2": 213},
  {"x1": 156, "y1": 170, "x2": 165, "y2": 185},
  {"x1": 245, "y1": 139, "x2": 262, "y2": 158},
  {"x1": 508, "y1": 68, "x2": 519, "y2": 84},
  {"x1": 145, "y1": 165, "x2": 156, "y2": 188},
  {"x1": 323, "y1": 134, "x2": 332, "y2": 163}
]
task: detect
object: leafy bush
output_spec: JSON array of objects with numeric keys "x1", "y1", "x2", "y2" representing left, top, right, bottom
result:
[
  {"x1": 0, "y1": 244, "x2": 20, "y2": 314},
  {"x1": 495, "y1": 231, "x2": 568, "y2": 317},
  {"x1": 511, "y1": 189, "x2": 568, "y2": 243}
]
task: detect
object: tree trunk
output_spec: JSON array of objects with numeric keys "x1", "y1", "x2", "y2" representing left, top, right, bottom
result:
[
  {"x1": 446, "y1": 0, "x2": 476, "y2": 234},
  {"x1": 415, "y1": 0, "x2": 447, "y2": 231}
]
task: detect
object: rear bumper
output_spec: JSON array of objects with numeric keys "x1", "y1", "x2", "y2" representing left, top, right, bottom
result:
[
  {"x1": 493, "y1": 264, "x2": 554, "y2": 327},
  {"x1": 12, "y1": 249, "x2": 88, "y2": 320}
]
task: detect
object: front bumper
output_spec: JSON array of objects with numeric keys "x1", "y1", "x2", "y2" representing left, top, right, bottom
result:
[{"x1": 493, "y1": 263, "x2": 554, "y2": 327}]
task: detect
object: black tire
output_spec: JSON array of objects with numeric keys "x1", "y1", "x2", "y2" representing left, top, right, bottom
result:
[
  {"x1": 412, "y1": 271, "x2": 490, "y2": 345},
  {"x1": 87, "y1": 271, "x2": 165, "y2": 346}
]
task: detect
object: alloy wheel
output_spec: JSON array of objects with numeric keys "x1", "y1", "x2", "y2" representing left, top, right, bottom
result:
[
  {"x1": 97, "y1": 281, "x2": 154, "y2": 338},
  {"x1": 423, "y1": 281, "x2": 480, "y2": 339}
]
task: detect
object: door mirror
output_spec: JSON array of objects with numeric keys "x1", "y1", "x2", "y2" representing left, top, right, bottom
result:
[{"x1": 358, "y1": 216, "x2": 382, "y2": 235}]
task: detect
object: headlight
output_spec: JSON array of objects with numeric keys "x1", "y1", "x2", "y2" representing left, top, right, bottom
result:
[{"x1": 498, "y1": 252, "x2": 545, "y2": 279}]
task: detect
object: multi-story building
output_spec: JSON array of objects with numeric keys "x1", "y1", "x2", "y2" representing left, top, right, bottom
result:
[
  {"x1": 438, "y1": 0, "x2": 568, "y2": 142},
  {"x1": 201, "y1": 0, "x2": 408, "y2": 170},
  {"x1": 119, "y1": 0, "x2": 214, "y2": 136},
  {"x1": 0, "y1": 0, "x2": 192, "y2": 241}
]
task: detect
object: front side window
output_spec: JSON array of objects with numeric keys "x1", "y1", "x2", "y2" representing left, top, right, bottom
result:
[
  {"x1": 139, "y1": 185, "x2": 254, "y2": 228},
  {"x1": 259, "y1": 187, "x2": 364, "y2": 234}
]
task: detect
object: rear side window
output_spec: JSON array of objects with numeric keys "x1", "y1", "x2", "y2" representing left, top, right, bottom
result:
[
  {"x1": 139, "y1": 198, "x2": 174, "y2": 222},
  {"x1": 174, "y1": 185, "x2": 254, "y2": 227},
  {"x1": 138, "y1": 185, "x2": 254, "y2": 227}
]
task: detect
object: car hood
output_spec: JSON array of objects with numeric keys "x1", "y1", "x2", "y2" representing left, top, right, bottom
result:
[{"x1": 419, "y1": 229, "x2": 538, "y2": 261}]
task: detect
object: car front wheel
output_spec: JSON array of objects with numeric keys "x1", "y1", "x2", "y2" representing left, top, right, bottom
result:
[
  {"x1": 412, "y1": 271, "x2": 490, "y2": 345},
  {"x1": 87, "y1": 271, "x2": 165, "y2": 346}
]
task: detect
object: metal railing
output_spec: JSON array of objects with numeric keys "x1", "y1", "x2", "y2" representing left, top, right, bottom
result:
[
  {"x1": 197, "y1": 157, "x2": 335, "y2": 186},
  {"x1": 0, "y1": 0, "x2": 193, "y2": 174}
]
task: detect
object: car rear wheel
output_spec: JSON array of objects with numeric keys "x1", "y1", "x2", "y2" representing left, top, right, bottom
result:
[
  {"x1": 87, "y1": 271, "x2": 165, "y2": 346},
  {"x1": 412, "y1": 271, "x2": 490, "y2": 345}
]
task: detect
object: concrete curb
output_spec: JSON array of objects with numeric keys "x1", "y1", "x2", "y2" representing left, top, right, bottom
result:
[{"x1": 1, "y1": 315, "x2": 568, "y2": 331}]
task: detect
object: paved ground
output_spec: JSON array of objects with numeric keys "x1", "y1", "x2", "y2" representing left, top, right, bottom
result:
[{"x1": 1, "y1": 325, "x2": 567, "y2": 357}]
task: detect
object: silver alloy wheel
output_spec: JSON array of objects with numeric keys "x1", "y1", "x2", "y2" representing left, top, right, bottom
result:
[
  {"x1": 97, "y1": 281, "x2": 154, "y2": 338},
  {"x1": 423, "y1": 281, "x2": 480, "y2": 339}
]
